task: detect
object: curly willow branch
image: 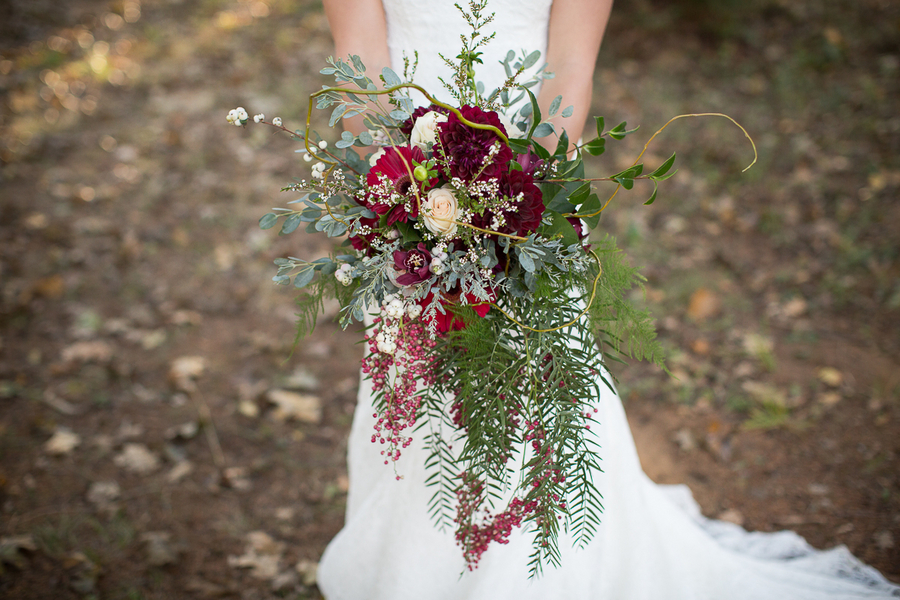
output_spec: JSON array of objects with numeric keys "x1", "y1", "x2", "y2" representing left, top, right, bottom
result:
[{"x1": 567, "y1": 112, "x2": 758, "y2": 221}]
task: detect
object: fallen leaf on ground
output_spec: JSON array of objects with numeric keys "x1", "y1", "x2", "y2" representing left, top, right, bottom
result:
[
  {"x1": 227, "y1": 531, "x2": 284, "y2": 579},
  {"x1": 741, "y1": 381, "x2": 787, "y2": 406},
  {"x1": 686, "y1": 288, "x2": 721, "y2": 321},
  {"x1": 113, "y1": 443, "x2": 160, "y2": 474},
  {"x1": 817, "y1": 367, "x2": 843, "y2": 387},
  {"x1": 45, "y1": 428, "x2": 81, "y2": 455},
  {"x1": 167, "y1": 460, "x2": 194, "y2": 483},
  {"x1": 169, "y1": 356, "x2": 207, "y2": 392},
  {"x1": 295, "y1": 559, "x2": 318, "y2": 587},
  {"x1": 672, "y1": 428, "x2": 697, "y2": 452},
  {"x1": 717, "y1": 508, "x2": 745, "y2": 526},
  {"x1": 266, "y1": 389, "x2": 322, "y2": 423},
  {"x1": 817, "y1": 391, "x2": 842, "y2": 406},
  {"x1": 61, "y1": 340, "x2": 114, "y2": 364},
  {"x1": 141, "y1": 531, "x2": 178, "y2": 566},
  {"x1": 86, "y1": 481, "x2": 121, "y2": 510},
  {"x1": 0, "y1": 535, "x2": 37, "y2": 569}
]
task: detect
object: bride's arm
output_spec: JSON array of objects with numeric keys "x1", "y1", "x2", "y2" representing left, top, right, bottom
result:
[
  {"x1": 539, "y1": 0, "x2": 614, "y2": 146},
  {"x1": 322, "y1": 0, "x2": 392, "y2": 135}
]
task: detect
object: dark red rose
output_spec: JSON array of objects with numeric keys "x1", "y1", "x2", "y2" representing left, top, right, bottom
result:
[
  {"x1": 365, "y1": 145, "x2": 433, "y2": 225},
  {"x1": 436, "y1": 105, "x2": 513, "y2": 181},
  {"x1": 393, "y1": 243, "x2": 432, "y2": 286},
  {"x1": 471, "y1": 169, "x2": 545, "y2": 237}
]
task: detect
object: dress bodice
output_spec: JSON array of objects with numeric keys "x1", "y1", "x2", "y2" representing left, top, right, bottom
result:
[{"x1": 384, "y1": 0, "x2": 553, "y2": 103}]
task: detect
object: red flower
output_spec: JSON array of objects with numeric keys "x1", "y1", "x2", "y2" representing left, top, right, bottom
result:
[
  {"x1": 419, "y1": 290, "x2": 494, "y2": 333},
  {"x1": 393, "y1": 243, "x2": 433, "y2": 286},
  {"x1": 436, "y1": 105, "x2": 512, "y2": 182},
  {"x1": 471, "y1": 169, "x2": 545, "y2": 237},
  {"x1": 348, "y1": 213, "x2": 380, "y2": 255},
  {"x1": 365, "y1": 146, "x2": 433, "y2": 226}
]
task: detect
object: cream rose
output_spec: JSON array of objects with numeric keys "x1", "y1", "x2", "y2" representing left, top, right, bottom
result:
[
  {"x1": 410, "y1": 111, "x2": 448, "y2": 150},
  {"x1": 421, "y1": 185, "x2": 459, "y2": 237}
]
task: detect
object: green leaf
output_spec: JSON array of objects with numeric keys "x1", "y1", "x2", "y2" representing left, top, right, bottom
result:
[
  {"x1": 554, "y1": 130, "x2": 570, "y2": 158},
  {"x1": 293, "y1": 266, "x2": 316, "y2": 289},
  {"x1": 280, "y1": 213, "x2": 302, "y2": 235},
  {"x1": 584, "y1": 137, "x2": 605, "y2": 156},
  {"x1": 508, "y1": 139, "x2": 531, "y2": 155},
  {"x1": 561, "y1": 105, "x2": 574, "y2": 118},
  {"x1": 568, "y1": 182, "x2": 591, "y2": 206},
  {"x1": 259, "y1": 213, "x2": 279, "y2": 230},
  {"x1": 611, "y1": 164, "x2": 643, "y2": 179},
  {"x1": 524, "y1": 88, "x2": 542, "y2": 140},
  {"x1": 648, "y1": 152, "x2": 676, "y2": 178},
  {"x1": 594, "y1": 116, "x2": 604, "y2": 137},
  {"x1": 580, "y1": 193, "x2": 602, "y2": 229},
  {"x1": 541, "y1": 211, "x2": 579, "y2": 246},
  {"x1": 644, "y1": 181, "x2": 659, "y2": 205},
  {"x1": 548, "y1": 95, "x2": 562, "y2": 117},
  {"x1": 382, "y1": 67, "x2": 402, "y2": 87},
  {"x1": 396, "y1": 220, "x2": 422, "y2": 245},
  {"x1": 329, "y1": 104, "x2": 347, "y2": 127},
  {"x1": 532, "y1": 122, "x2": 554, "y2": 138},
  {"x1": 522, "y1": 50, "x2": 541, "y2": 69},
  {"x1": 357, "y1": 130, "x2": 373, "y2": 146},
  {"x1": 614, "y1": 177, "x2": 634, "y2": 190}
]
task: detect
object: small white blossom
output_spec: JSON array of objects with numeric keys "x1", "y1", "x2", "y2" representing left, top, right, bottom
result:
[
  {"x1": 273, "y1": 117, "x2": 283, "y2": 127},
  {"x1": 226, "y1": 109, "x2": 238, "y2": 123},
  {"x1": 406, "y1": 304, "x2": 423, "y2": 320},
  {"x1": 430, "y1": 258, "x2": 444, "y2": 275},
  {"x1": 386, "y1": 299, "x2": 404, "y2": 319},
  {"x1": 253, "y1": 113, "x2": 264, "y2": 123}
]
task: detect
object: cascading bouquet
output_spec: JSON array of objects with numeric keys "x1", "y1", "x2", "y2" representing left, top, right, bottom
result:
[{"x1": 226, "y1": 1, "x2": 753, "y2": 576}]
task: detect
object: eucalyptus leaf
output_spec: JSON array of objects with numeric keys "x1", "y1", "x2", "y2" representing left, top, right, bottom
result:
[
  {"x1": 259, "y1": 213, "x2": 279, "y2": 230},
  {"x1": 280, "y1": 213, "x2": 302, "y2": 235},
  {"x1": 548, "y1": 95, "x2": 562, "y2": 117},
  {"x1": 522, "y1": 50, "x2": 541, "y2": 69},
  {"x1": 293, "y1": 267, "x2": 316, "y2": 289},
  {"x1": 382, "y1": 67, "x2": 402, "y2": 87},
  {"x1": 533, "y1": 122, "x2": 555, "y2": 138}
]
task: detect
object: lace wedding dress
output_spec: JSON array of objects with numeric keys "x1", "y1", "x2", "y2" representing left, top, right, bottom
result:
[{"x1": 316, "y1": 1, "x2": 900, "y2": 598}]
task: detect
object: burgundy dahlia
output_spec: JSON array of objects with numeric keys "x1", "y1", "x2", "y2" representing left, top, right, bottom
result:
[
  {"x1": 393, "y1": 243, "x2": 432, "y2": 286},
  {"x1": 471, "y1": 169, "x2": 545, "y2": 237},
  {"x1": 436, "y1": 105, "x2": 512, "y2": 181},
  {"x1": 365, "y1": 145, "x2": 432, "y2": 225}
]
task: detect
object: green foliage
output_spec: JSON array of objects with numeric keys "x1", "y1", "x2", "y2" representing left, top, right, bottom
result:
[{"x1": 587, "y1": 236, "x2": 666, "y2": 370}]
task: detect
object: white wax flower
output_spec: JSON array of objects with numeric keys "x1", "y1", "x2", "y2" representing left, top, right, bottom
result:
[
  {"x1": 410, "y1": 111, "x2": 448, "y2": 150},
  {"x1": 421, "y1": 185, "x2": 459, "y2": 237}
]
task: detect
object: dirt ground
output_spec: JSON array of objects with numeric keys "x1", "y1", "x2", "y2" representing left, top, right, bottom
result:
[{"x1": 1, "y1": 0, "x2": 898, "y2": 598}]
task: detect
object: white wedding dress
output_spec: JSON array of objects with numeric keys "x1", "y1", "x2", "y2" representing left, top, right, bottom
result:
[{"x1": 316, "y1": 1, "x2": 900, "y2": 598}]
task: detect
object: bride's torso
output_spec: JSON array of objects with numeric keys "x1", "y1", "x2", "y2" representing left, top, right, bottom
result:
[{"x1": 384, "y1": 0, "x2": 553, "y2": 103}]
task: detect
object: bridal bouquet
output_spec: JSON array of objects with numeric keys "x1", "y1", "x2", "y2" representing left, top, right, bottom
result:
[{"x1": 227, "y1": 1, "x2": 752, "y2": 576}]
